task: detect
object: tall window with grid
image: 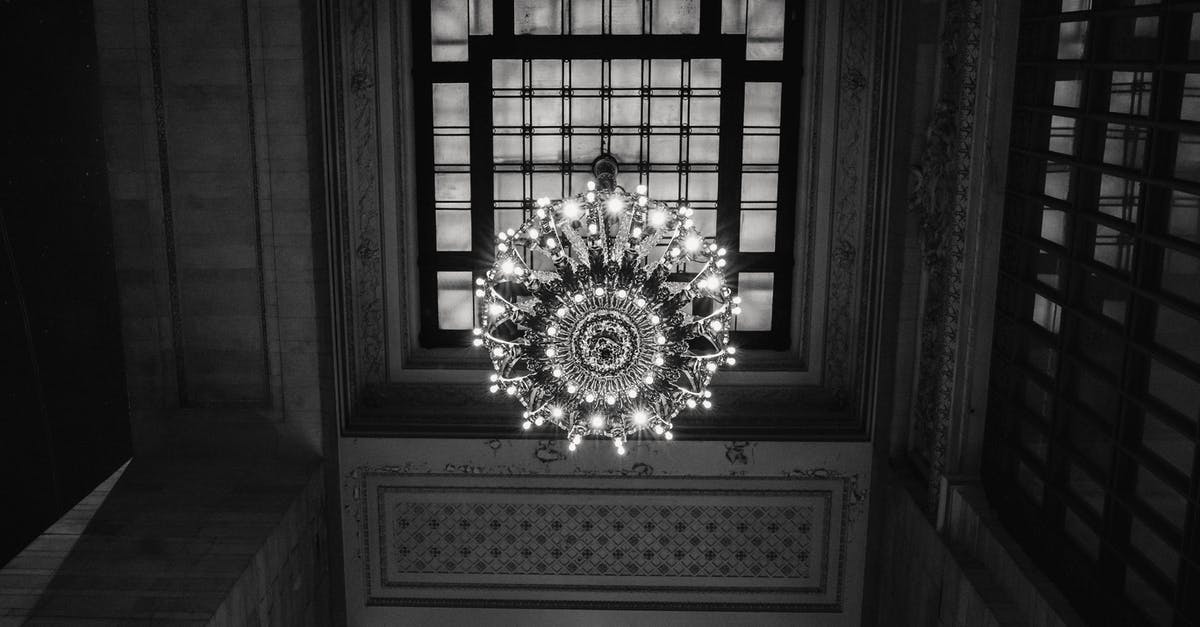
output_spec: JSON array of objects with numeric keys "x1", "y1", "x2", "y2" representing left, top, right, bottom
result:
[
  {"x1": 412, "y1": 0, "x2": 800, "y2": 349},
  {"x1": 984, "y1": 1, "x2": 1200, "y2": 625}
]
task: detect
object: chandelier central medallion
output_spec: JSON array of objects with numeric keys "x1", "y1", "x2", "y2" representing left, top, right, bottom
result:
[{"x1": 473, "y1": 156, "x2": 741, "y2": 454}]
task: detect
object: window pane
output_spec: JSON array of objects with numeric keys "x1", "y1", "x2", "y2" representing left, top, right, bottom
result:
[
  {"x1": 1175, "y1": 133, "x2": 1200, "y2": 182},
  {"x1": 515, "y1": 0, "x2": 562, "y2": 34},
  {"x1": 652, "y1": 0, "x2": 700, "y2": 34},
  {"x1": 1031, "y1": 294, "x2": 1062, "y2": 333},
  {"x1": 435, "y1": 210, "x2": 472, "y2": 251},
  {"x1": 722, "y1": 0, "x2": 747, "y2": 34},
  {"x1": 569, "y1": 0, "x2": 601, "y2": 34},
  {"x1": 1057, "y1": 21, "x2": 1087, "y2": 60},
  {"x1": 1167, "y1": 190, "x2": 1199, "y2": 244},
  {"x1": 436, "y1": 271, "x2": 474, "y2": 329},
  {"x1": 1135, "y1": 469, "x2": 1188, "y2": 534},
  {"x1": 736, "y1": 272, "x2": 774, "y2": 330},
  {"x1": 1108, "y1": 71, "x2": 1153, "y2": 117},
  {"x1": 739, "y1": 210, "x2": 776, "y2": 252},
  {"x1": 746, "y1": 0, "x2": 785, "y2": 60},
  {"x1": 432, "y1": 84, "x2": 471, "y2": 127},
  {"x1": 743, "y1": 83, "x2": 782, "y2": 126},
  {"x1": 741, "y1": 172, "x2": 778, "y2": 202},
  {"x1": 1161, "y1": 248, "x2": 1200, "y2": 304},
  {"x1": 1147, "y1": 359, "x2": 1200, "y2": 422},
  {"x1": 431, "y1": 0, "x2": 469, "y2": 62},
  {"x1": 1098, "y1": 175, "x2": 1140, "y2": 222}
]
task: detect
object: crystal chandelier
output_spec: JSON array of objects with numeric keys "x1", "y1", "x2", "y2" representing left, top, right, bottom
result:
[{"x1": 473, "y1": 156, "x2": 740, "y2": 454}]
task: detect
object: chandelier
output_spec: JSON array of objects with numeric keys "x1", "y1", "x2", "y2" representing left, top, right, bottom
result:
[{"x1": 473, "y1": 156, "x2": 740, "y2": 454}]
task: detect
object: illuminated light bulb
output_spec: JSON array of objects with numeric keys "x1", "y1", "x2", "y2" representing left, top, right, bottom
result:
[
  {"x1": 573, "y1": 293, "x2": 585, "y2": 303},
  {"x1": 616, "y1": 446, "x2": 626, "y2": 456},
  {"x1": 590, "y1": 414, "x2": 605, "y2": 429},
  {"x1": 594, "y1": 287, "x2": 605, "y2": 296},
  {"x1": 552, "y1": 367, "x2": 563, "y2": 377},
  {"x1": 726, "y1": 346, "x2": 737, "y2": 354},
  {"x1": 585, "y1": 392, "x2": 596, "y2": 403},
  {"x1": 489, "y1": 374, "x2": 499, "y2": 382},
  {"x1": 507, "y1": 229, "x2": 515, "y2": 236},
  {"x1": 643, "y1": 374, "x2": 654, "y2": 384},
  {"x1": 514, "y1": 267, "x2": 524, "y2": 276},
  {"x1": 669, "y1": 248, "x2": 681, "y2": 257},
  {"x1": 586, "y1": 192, "x2": 596, "y2": 202},
  {"x1": 686, "y1": 398, "x2": 697, "y2": 408},
  {"x1": 664, "y1": 431, "x2": 674, "y2": 441},
  {"x1": 568, "y1": 442, "x2": 577, "y2": 451},
  {"x1": 498, "y1": 232, "x2": 508, "y2": 241},
  {"x1": 537, "y1": 196, "x2": 551, "y2": 207},
  {"x1": 528, "y1": 228, "x2": 540, "y2": 239},
  {"x1": 475, "y1": 277, "x2": 486, "y2": 286},
  {"x1": 648, "y1": 209, "x2": 667, "y2": 227},
  {"x1": 616, "y1": 289, "x2": 628, "y2": 299},
  {"x1": 709, "y1": 320, "x2": 723, "y2": 331},
  {"x1": 656, "y1": 335, "x2": 666, "y2": 345},
  {"x1": 732, "y1": 307, "x2": 742, "y2": 315},
  {"x1": 606, "y1": 197, "x2": 625, "y2": 213},
  {"x1": 632, "y1": 410, "x2": 649, "y2": 426},
  {"x1": 475, "y1": 288, "x2": 485, "y2": 297},
  {"x1": 534, "y1": 417, "x2": 545, "y2": 426},
  {"x1": 522, "y1": 420, "x2": 532, "y2": 430},
  {"x1": 587, "y1": 180, "x2": 596, "y2": 191},
  {"x1": 472, "y1": 327, "x2": 482, "y2": 335},
  {"x1": 472, "y1": 337, "x2": 483, "y2": 347},
  {"x1": 702, "y1": 400, "x2": 712, "y2": 409},
  {"x1": 498, "y1": 243, "x2": 508, "y2": 252},
  {"x1": 732, "y1": 296, "x2": 742, "y2": 304},
  {"x1": 563, "y1": 201, "x2": 581, "y2": 219},
  {"x1": 489, "y1": 303, "x2": 506, "y2": 317},
  {"x1": 654, "y1": 425, "x2": 665, "y2": 435},
  {"x1": 638, "y1": 196, "x2": 648, "y2": 207},
  {"x1": 636, "y1": 184, "x2": 647, "y2": 195},
  {"x1": 727, "y1": 357, "x2": 737, "y2": 366},
  {"x1": 626, "y1": 388, "x2": 638, "y2": 398},
  {"x1": 547, "y1": 325, "x2": 558, "y2": 336},
  {"x1": 536, "y1": 208, "x2": 546, "y2": 219},
  {"x1": 716, "y1": 259, "x2": 726, "y2": 268},
  {"x1": 705, "y1": 275, "x2": 721, "y2": 291},
  {"x1": 491, "y1": 347, "x2": 505, "y2": 357},
  {"x1": 545, "y1": 347, "x2": 557, "y2": 357},
  {"x1": 557, "y1": 307, "x2": 568, "y2": 317},
  {"x1": 500, "y1": 259, "x2": 515, "y2": 274},
  {"x1": 650, "y1": 314, "x2": 661, "y2": 325},
  {"x1": 681, "y1": 206, "x2": 693, "y2": 217},
  {"x1": 567, "y1": 384, "x2": 578, "y2": 394},
  {"x1": 588, "y1": 223, "x2": 598, "y2": 235},
  {"x1": 654, "y1": 355, "x2": 665, "y2": 366},
  {"x1": 703, "y1": 390, "x2": 712, "y2": 398},
  {"x1": 572, "y1": 434, "x2": 583, "y2": 445},
  {"x1": 683, "y1": 219, "x2": 694, "y2": 228},
  {"x1": 635, "y1": 297, "x2": 646, "y2": 307},
  {"x1": 706, "y1": 362, "x2": 718, "y2": 372},
  {"x1": 717, "y1": 247, "x2": 727, "y2": 256},
  {"x1": 545, "y1": 238, "x2": 557, "y2": 249},
  {"x1": 631, "y1": 226, "x2": 642, "y2": 238},
  {"x1": 551, "y1": 406, "x2": 563, "y2": 419},
  {"x1": 605, "y1": 395, "x2": 616, "y2": 405},
  {"x1": 506, "y1": 385, "x2": 517, "y2": 395},
  {"x1": 684, "y1": 235, "x2": 701, "y2": 253},
  {"x1": 489, "y1": 384, "x2": 499, "y2": 394}
]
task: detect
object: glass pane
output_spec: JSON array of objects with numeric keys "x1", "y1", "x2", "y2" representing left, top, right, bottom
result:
[
  {"x1": 515, "y1": 0, "x2": 562, "y2": 34},
  {"x1": 435, "y1": 173, "x2": 471, "y2": 201},
  {"x1": 1057, "y1": 21, "x2": 1087, "y2": 60},
  {"x1": 739, "y1": 210, "x2": 776, "y2": 252},
  {"x1": 741, "y1": 172, "x2": 778, "y2": 202},
  {"x1": 1124, "y1": 568, "x2": 1173, "y2": 627},
  {"x1": 1044, "y1": 162, "x2": 1071, "y2": 200},
  {"x1": 1101, "y1": 15, "x2": 1159, "y2": 61},
  {"x1": 569, "y1": 0, "x2": 601, "y2": 34},
  {"x1": 1176, "y1": 133, "x2": 1200, "y2": 182},
  {"x1": 687, "y1": 172, "x2": 718, "y2": 201},
  {"x1": 434, "y1": 135, "x2": 470, "y2": 164},
  {"x1": 1040, "y1": 207, "x2": 1066, "y2": 244},
  {"x1": 1162, "y1": 248, "x2": 1200, "y2": 304},
  {"x1": 1048, "y1": 115, "x2": 1076, "y2": 155},
  {"x1": 435, "y1": 210, "x2": 472, "y2": 251},
  {"x1": 1147, "y1": 359, "x2": 1200, "y2": 421},
  {"x1": 1098, "y1": 175, "x2": 1140, "y2": 222},
  {"x1": 1168, "y1": 190, "x2": 1200, "y2": 244},
  {"x1": 742, "y1": 134, "x2": 780, "y2": 164},
  {"x1": 436, "y1": 271, "x2": 474, "y2": 329},
  {"x1": 610, "y1": 0, "x2": 642, "y2": 34},
  {"x1": 1142, "y1": 411, "x2": 1194, "y2": 478},
  {"x1": 1135, "y1": 469, "x2": 1188, "y2": 534},
  {"x1": 432, "y1": 84, "x2": 471, "y2": 127},
  {"x1": 722, "y1": 0, "x2": 746, "y2": 33},
  {"x1": 737, "y1": 272, "x2": 774, "y2": 330},
  {"x1": 470, "y1": 0, "x2": 493, "y2": 35},
  {"x1": 1092, "y1": 224, "x2": 1133, "y2": 273},
  {"x1": 431, "y1": 0, "x2": 469, "y2": 62},
  {"x1": 1108, "y1": 71, "x2": 1153, "y2": 116},
  {"x1": 1156, "y1": 304, "x2": 1200, "y2": 365},
  {"x1": 1102, "y1": 124, "x2": 1147, "y2": 169},
  {"x1": 652, "y1": 0, "x2": 700, "y2": 34},
  {"x1": 1053, "y1": 71, "x2": 1083, "y2": 108},
  {"x1": 1031, "y1": 294, "x2": 1062, "y2": 333},
  {"x1": 1063, "y1": 508, "x2": 1099, "y2": 562},
  {"x1": 494, "y1": 208, "x2": 524, "y2": 235},
  {"x1": 1130, "y1": 518, "x2": 1179, "y2": 582},
  {"x1": 746, "y1": 0, "x2": 785, "y2": 60},
  {"x1": 743, "y1": 83, "x2": 783, "y2": 126},
  {"x1": 1182, "y1": 74, "x2": 1200, "y2": 121}
]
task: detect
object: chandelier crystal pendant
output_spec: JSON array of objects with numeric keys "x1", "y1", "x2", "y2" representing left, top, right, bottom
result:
[{"x1": 473, "y1": 156, "x2": 741, "y2": 454}]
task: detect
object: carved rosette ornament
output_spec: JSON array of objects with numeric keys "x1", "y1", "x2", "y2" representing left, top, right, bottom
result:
[{"x1": 474, "y1": 156, "x2": 741, "y2": 454}]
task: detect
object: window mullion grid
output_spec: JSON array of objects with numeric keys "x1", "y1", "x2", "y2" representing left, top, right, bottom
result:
[{"x1": 1063, "y1": 9, "x2": 1128, "y2": 612}]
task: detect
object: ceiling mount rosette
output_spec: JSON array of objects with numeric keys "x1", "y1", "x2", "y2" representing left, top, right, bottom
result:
[{"x1": 473, "y1": 155, "x2": 741, "y2": 454}]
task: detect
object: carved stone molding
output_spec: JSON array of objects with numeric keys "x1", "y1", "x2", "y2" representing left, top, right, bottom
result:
[{"x1": 908, "y1": 0, "x2": 985, "y2": 506}]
